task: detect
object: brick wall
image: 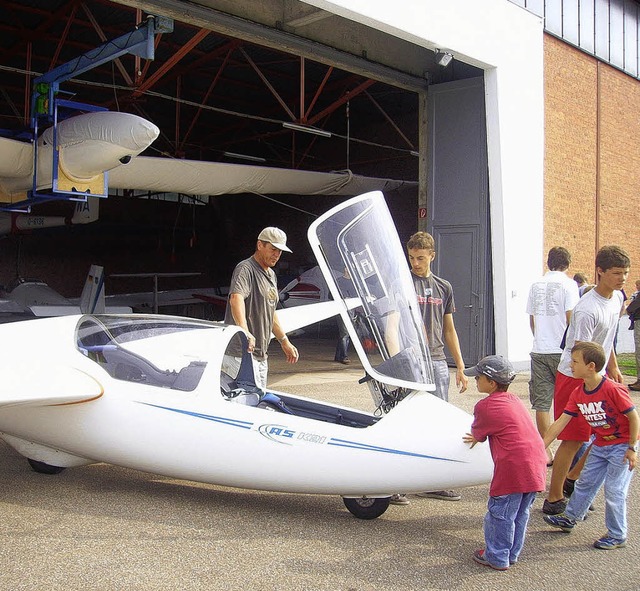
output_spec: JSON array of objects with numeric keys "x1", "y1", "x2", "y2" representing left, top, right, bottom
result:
[{"x1": 544, "y1": 34, "x2": 640, "y2": 285}]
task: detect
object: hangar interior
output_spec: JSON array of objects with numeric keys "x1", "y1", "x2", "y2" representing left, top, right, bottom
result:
[{"x1": 0, "y1": 0, "x2": 482, "y2": 310}]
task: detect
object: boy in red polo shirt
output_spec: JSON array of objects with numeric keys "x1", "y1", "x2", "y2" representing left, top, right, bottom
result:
[
  {"x1": 463, "y1": 355, "x2": 547, "y2": 570},
  {"x1": 543, "y1": 341, "x2": 639, "y2": 549}
]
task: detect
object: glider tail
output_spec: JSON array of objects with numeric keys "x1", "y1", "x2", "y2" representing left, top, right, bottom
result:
[
  {"x1": 79, "y1": 264, "x2": 106, "y2": 313},
  {"x1": 71, "y1": 197, "x2": 99, "y2": 225}
]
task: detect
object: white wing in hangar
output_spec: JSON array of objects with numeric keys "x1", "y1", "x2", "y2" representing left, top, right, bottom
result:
[
  {"x1": 0, "y1": 110, "x2": 414, "y2": 203},
  {"x1": 108, "y1": 156, "x2": 416, "y2": 197}
]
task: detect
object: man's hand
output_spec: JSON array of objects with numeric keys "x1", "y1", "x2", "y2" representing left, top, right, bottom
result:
[
  {"x1": 280, "y1": 337, "x2": 299, "y2": 364},
  {"x1": 608, "y1": 368, "x2": 624, "y2": 383},
  {"x1": 463, "y1": 432, "x2": 478, "y2": 448},
  {"x1": 245, "y1": 332, "x2": 256, "y2": 353}
]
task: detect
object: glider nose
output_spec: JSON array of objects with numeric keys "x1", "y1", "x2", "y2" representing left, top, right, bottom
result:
[
  {"x1": 135, "y1": 117, "x2": 160, "y2": 148},
  {"x1": 37, "y1": 111, "x2": 161, "y2": 182}
]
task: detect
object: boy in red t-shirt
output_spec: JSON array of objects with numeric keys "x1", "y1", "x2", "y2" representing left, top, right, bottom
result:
[
  {"x1": 463, "y1": 355, "x2": 548, "y2": 570},
  {"x1": 544, "y1": 341, "x2": 639, "y2": 549}
]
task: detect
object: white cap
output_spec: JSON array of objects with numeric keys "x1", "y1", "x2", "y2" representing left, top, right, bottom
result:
[{"x1": 257, "y1": 227, "x2": 292, "y2": 252}]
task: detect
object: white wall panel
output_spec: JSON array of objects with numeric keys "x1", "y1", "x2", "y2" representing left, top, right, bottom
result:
[
  {"x1": 545, "y1": 0, "x2": 563, "y2": 34},
  {"x1": 610, "y1": 0, "x2": 626, "y2": 67},
  {"x1": 580, "y1": 0, "x2": 596, "y2": 53},
  {"x1": 516, "y1": 0, "x2": 640, "y2": 79},
  {"x1": 624, "y1": 1, "x2": 639, "y2": 75},
  {"x1": 563, "y1": 0, "x2": 581, "y2": 45}
]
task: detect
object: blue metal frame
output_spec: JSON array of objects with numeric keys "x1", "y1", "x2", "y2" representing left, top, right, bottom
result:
[
  {"x1": 30, "y1": 16, "x2": 172, "y2": 128},
  {"x1": 27, "y1": 99, "x2": 110, "y2": 208},
  {"x1": 1, "y1": 15, "x2": 173, "y2": 213}
]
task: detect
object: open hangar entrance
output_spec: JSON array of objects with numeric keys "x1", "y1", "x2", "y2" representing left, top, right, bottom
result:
[{"x1": 0, "y1": 0, "x2": 490, "y2": 363}]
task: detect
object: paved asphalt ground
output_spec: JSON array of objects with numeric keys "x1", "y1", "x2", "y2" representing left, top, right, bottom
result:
[{"x1": 1, "y1": 335, "x2": 639, "y2": 591}]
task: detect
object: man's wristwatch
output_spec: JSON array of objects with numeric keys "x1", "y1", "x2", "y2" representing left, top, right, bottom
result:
[{"x1": 629, "y1": 444, "x2": 638, "y2": 452}]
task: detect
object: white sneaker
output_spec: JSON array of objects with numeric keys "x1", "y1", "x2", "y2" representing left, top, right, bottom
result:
[{"x1": 389, "y1": 493, "x2": 410, "y2": 505}]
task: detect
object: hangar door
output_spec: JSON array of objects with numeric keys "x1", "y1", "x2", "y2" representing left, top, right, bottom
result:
[{"x1": 427, "y1": 77, "x2": 493, "y2": 366}]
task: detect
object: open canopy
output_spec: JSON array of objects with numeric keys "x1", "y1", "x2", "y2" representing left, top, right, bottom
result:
[{"x1": 309, "y1": 191, "x2": 434, "y2": 391}]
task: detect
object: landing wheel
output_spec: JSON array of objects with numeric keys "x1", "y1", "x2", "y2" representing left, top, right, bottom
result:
[
  {"x1": 342, "y1": 496, "x2": 390, "y2": 519},
  {"x1": 28, "y1": 458, "x2": 66, "y2": 475}
]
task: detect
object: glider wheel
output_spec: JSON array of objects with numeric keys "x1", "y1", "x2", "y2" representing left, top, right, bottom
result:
[
  {"x1": 27, "y1": 458, "x2": 66, "y2": 475},
  {"x1": 342, "y1": 496, "x2": 390, "y2": 520}
]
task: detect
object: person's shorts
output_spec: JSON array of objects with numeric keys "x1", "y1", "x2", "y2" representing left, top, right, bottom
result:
[
  {"x1": 529, "y1": 352, "x2": 561, "y2": 411},
  {"x1": 554, "y1": 372, "x2": 591, "y2": 441}
]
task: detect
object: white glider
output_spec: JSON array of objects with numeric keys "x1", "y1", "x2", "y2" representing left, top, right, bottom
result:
[{"x1": 0, "y1": 192, "x2": 492, "y2": 519}]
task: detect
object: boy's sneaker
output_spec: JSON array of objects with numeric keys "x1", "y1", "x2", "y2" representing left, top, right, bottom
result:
[
  {"x1": 563, "y1": 478, "x2": 576, "y2": 497},
  {"x1": 593, "y1": 536, "x2": 627, "y2": 550},
  {"x1": 472, "y1": 549, "x2": 508, "y2": 571},
  {"x1": 544, "y1": 513, "x2": 576, "y2": 532},
  {"x1": 560, "y1": 481, "x2": 596, "y2": 511},
  {"x1": 389, "y1": 494, "x2": 410, "y2": 506},
  {"x1": 542, "y1": 497, "x2": 567, "y2": 515},
  {"x1": 416, "y1": 490, "x2": 461, "y2": 501}
]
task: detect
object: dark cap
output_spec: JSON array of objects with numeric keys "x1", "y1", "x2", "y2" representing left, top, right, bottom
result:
[{"x1": 463, "y1": 355, "x2": 516, "y2": 385}]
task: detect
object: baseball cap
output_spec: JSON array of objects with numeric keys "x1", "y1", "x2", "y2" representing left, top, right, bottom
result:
[
  {"x1": 257, "y1": 227, "x2": 292, "y2": 253},
  {"x1": 463, "y1": 355, "x2": 516, "y2": 385}
]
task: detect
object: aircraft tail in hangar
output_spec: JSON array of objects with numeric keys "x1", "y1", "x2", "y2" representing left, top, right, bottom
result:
[
  {"x1": 70, "y1": 197, "x2": 99, "y2": 225},
  {"x1": 0, "y1": 196, "x2": 99, "y2": 237},
  {"x1": 79, "y1": 264, "x2": 106, "y2": 313}
]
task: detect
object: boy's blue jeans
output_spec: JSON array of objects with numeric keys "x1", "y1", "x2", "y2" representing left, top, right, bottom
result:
[
  {"x1": 484, "y1": 492, "x2": 537, "y2": 568},
  {"x1": 565, "y1": 442, "x2": 634, "y2": 540}
]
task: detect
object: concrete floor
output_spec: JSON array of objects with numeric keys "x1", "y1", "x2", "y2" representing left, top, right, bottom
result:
[{"x1": 0, "y1": 335, "x2": 638, "y2": 591}]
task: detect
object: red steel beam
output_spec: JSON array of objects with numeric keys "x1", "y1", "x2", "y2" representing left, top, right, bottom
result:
[{"x1": 132, "y1": 28, "x2": 210, "y2": 97}]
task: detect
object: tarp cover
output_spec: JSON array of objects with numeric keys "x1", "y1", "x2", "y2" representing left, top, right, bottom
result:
[{"x1": 109, "y1": 156, "x2": 416, "y2": 196}]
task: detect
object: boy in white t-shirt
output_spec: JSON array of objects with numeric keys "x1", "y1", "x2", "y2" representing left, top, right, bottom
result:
[
  {"x1": 526, "y1": 247, "x2": 580, "y2": 463},
  {"x1": 544, "y1": 245, "x2": 630, "y2": 516}
]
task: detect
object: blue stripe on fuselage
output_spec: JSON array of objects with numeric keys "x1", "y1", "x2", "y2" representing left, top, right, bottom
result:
[
  {"x1": 138, "y1": 402, "x2": 254, "y2": 429},
  {"x1": 137, "y1": 403, "x2": 464, "y2": 462},
  {"x1": 328, "y1": 437, "x2": 465, "y2": 463}
]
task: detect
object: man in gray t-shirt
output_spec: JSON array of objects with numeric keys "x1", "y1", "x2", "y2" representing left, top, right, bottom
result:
[{"x1": 224, "y1": 227, "x2": 299, "y2": 389}]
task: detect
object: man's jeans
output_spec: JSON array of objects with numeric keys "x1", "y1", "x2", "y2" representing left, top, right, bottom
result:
[
  {"x1": 565, "y1": 443, "x2": 634, "y2": 540},
  {"x1": 432, "y1": 359, "x2": 450, "y2": 402},
  {"x1": 484, "y1": 492, "x2": 537, "y2": 568},
  {"x1": 252, "y1": 357, "x2": 268, "y2": 391}
]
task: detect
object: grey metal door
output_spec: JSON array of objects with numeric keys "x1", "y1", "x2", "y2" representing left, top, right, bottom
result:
[{"x1": 427, "y1": 77, "x2": 493, "y2": 365}]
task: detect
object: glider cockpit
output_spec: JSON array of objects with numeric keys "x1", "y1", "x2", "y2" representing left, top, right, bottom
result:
[
  {"x1": 74, "y1": 314, "x2": 378, "y2": 429},
  {"x1": 76, "y1": 315, "x2": 213, "y2": 392}
]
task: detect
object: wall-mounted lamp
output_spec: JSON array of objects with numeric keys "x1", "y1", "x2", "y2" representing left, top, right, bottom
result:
[
  {"x1": 223, "y1": 151, "x2": 266, "y2": 163},
  {"x1": 435, "y1": 50, "x2": 453, "y2": 68},
  {"x1": 282, "y1": 122, "x2": 332, "y2": 137}
]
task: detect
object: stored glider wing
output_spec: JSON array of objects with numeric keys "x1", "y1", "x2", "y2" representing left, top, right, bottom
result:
[
  {"x1": 109, "y1": 156, "x2": 415, "y2": 197},
  {"x1": 0, "y1": 110, "x2": 414, "y2": 203}
]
